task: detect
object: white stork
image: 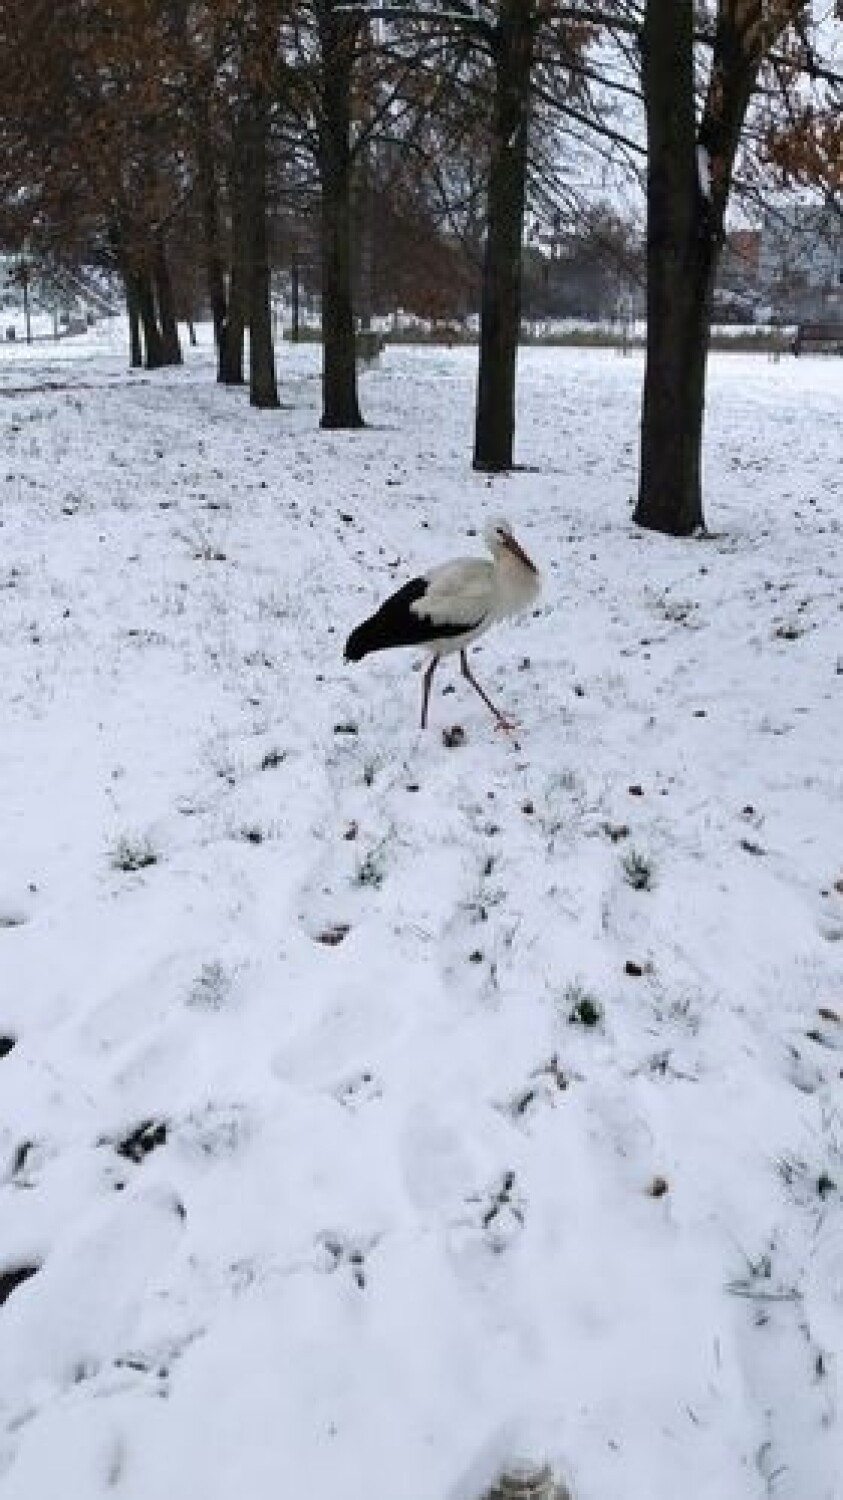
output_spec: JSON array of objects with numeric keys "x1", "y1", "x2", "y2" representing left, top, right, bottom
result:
[{"x1": 344, "y1": 517, "x2": 541, "y2": 730}]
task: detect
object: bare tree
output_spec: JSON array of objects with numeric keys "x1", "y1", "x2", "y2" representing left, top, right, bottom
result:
[
  {"x1": 635, "y1": 0, "x2": 815, "y2": 536},
  {"x1": 314, "y1": 0, "x2": 365, "y2": 427},
  {"x1": 473, "y1": 0, "x2": 538, "y2": 471}
]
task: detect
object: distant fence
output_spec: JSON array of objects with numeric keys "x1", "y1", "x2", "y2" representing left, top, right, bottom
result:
[{"x1": 792, "y1": 322, "x2": 843, "y2": 355}]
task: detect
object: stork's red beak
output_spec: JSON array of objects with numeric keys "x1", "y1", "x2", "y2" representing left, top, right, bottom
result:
[{"x1": 503, "y1": 532, "x2": 538, "y2": 573}]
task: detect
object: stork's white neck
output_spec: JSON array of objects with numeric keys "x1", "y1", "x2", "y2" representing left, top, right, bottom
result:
[{"x1": 492, "y1": 547, "x2": 541, "y2": 620}]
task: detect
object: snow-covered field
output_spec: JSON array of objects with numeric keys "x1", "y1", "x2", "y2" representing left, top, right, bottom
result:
[{"x1": 1, "y1": 324, "x2": 841, "y2": 1500}]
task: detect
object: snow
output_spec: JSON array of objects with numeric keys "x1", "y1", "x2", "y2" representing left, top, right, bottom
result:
[{"x1": 0, "y1": 323, "x2": 842, "y2": 1500}]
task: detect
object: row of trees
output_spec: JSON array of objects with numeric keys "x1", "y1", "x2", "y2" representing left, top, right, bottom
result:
[{"x1": 0, "y1": 1, "x2": 838, "y2": 535}]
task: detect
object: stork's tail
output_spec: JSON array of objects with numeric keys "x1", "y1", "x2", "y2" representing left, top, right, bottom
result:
[
  {"x1": 344, "y1": 619, "x2": 376, "y2": 662},
  {"x1": 344, "y1": 576, "x2": 443, "y2": 662}
]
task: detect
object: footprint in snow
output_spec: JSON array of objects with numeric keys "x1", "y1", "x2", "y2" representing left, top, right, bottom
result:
[
  {"x1": 333, "y1": 1068, "x2": 382, "y2": 1110},
  {"x1": 471, "y1": 1170, "x2": 525, "y2": 1253},
  {"x1": 400, "y1": 1110, "x2": 478, "y2": 1216},
  {"x1": 497, "y1": 1055, "x2": 571, "y2": 1127},
  {"x1": 313, "y1": 1231, "x2": 375, "y2": 1289},
  {"x1": 177, "y1": 1102, "x2": 251, "y2": 1159},
  {"x1": 0, "y1": 907, "x2": 28, "y2": 929}
]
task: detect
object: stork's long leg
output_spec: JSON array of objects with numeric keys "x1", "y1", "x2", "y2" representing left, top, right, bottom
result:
[
  {"x1": 421, "y1": 654, "x2": 440, "y2": 729},
  {"x1": 460, "y1": 650, "x2": 518, "y2": 731}
]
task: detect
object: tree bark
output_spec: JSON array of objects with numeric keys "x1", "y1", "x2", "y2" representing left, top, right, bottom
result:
[
  {"x1": 136, "y1": 266, "x2": 167, "y2": 369},
  {"x1": 111, "y1": 226, "x2": 143, "y2": 368},
  {"x1": 125, "y1": 272, "x2": 143, "y2": 368},
  {"x1": 316, "y1": 0, "x2": 364, "y2": 430},
  {"x1": 172, "y1": 0, "x2": 227, "y2": 374},
  {"x1": 636, "y1": 0, "x2": 768, "y2": 536},
  {"x1": 220, "y1": 140, "x2": 247, "y2": 385},
  {"x1": 473, "y1": 0, "x2": 535, "y2": 473},
  {"x1": 636, "y1": 0, "x2": 711, "y2": 535},
  {"x1": 242, "y1": 96, "x2": 279, "y2": 408},
  {"x1": 197, "y1": 132, "x2": 228, "y2": 373},
  {"x1": 153, "y1": 234, "x2": 183, "y2": 365}
]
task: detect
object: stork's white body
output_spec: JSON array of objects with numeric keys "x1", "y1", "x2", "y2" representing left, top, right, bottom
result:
[
  {"x1": 344, "y1": 518, "x2": 541, "y2": 729},
  {"x1": 406, "y1": 547, "x2": 540, "y2": 656}
]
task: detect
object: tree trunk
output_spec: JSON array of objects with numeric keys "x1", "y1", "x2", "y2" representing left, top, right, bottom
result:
[
  {"x1": 356, "y1": 142, "x2": 373, "y2": 332},
  {"x1": 317, "y1": 0, "x2": 364, "y2": 430},
  {"x1": 635, "y1": 0, "x2": 763, "y2": 536},
  {"x1": 242, "y1": 97, "x2": 279, "y2": 409},
  {"x1": 219, "y1": 229, "x2": 246, "y2": 384},
  {"x1": 220, "y1": 125, "x2": 248, "y2": 385},
  {"x1": 636, "y1": 1, "x2": 711, "y2": 534},
  {"x1": 125, "y1": 272, "x2": 143, "y2": 368},
  {"x1": 136, "y1": 267, "x2": 167, "y2": 369},
  {"x1": 153, "y1": 234, "x2": 183, "y2": 366},
  {"x1": 197, "y1": 133, "x2": 228, "y2": 373},
  {"x1": 111, "y1": 226, "x2": 143, "y2": 368},
  {"x1": 171, "y1": 0, "x2": 228, "y2": 377},
  {"x1": 220, "y1": 274, "x2": 246, "y2": 383},
  {"x1": 473, "y1": 0, "x2": 535, "y2": 473},
  {"x1": 291, "y1": 244, "x2": 300, "y2": 342}
]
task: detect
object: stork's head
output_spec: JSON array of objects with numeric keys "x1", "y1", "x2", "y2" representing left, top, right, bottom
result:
[{"x1": 483, "y1": 516, "x2": 538, "y2": 574}]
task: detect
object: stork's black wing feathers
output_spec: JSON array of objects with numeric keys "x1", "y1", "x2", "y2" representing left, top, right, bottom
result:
[{"x1": 344, "y1": 576, "x2": 482, "y2": 661}]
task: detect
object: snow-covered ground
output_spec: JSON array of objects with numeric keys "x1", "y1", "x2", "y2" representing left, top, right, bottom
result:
[{"x1": 1, "y1": 324, "x2": 841, "y2": 1500}]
